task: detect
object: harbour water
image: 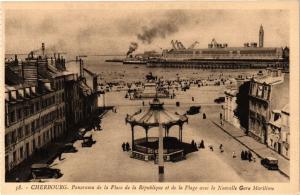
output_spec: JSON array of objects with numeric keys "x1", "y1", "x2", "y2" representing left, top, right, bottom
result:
[{"x1": 84, "y1": 55, "x2": 260, "y2": 82}]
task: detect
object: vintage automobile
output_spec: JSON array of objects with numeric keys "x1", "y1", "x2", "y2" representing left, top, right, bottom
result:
[
  {"x1": 261, "y1": 157, "x2": 279, "y2": 170},
  {"x1": 30, "y1": 164, "x2": 61, "y2": 179},
  {"x1": 186, "y1": 106, "x2": 201, "y2": 115},
  {"x1": 214, "y1": 97, "x2": 225, "y2": 104},
  {"x1": 81, "y1": 132, "x2": 94, "y2": 147},
  {"x1": 62, "y1": 143, "x2": 77, "y2": 153}
]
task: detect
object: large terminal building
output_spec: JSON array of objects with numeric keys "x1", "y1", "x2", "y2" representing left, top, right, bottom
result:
[{"x1": 147, "y1": 25, "x2": 289, "y2": 69}]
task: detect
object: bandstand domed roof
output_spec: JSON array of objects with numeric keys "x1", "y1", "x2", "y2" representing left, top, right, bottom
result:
[{"x1": 125, "y1": 98, "x2": 188, "y2": 129}]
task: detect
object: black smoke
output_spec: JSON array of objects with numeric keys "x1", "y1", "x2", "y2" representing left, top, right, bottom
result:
[
  {"x1": 126, "y1": 42, "x2": 138, "y2": 56},
  {"x1": 137, "y1": 10, "x2": 189, "y2": 44}
]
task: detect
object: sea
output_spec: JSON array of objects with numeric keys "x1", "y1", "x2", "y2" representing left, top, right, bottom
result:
[{"x1": 5, "y1": 54, "x2": 260, "y2": 83}]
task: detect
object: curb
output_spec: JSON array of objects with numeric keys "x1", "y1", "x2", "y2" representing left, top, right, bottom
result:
[{"x1": 211, "y1": 120, "x2": 289, "y2": 179}]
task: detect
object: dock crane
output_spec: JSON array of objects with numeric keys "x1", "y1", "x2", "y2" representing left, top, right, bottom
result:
[
  {"x1": 188, "y1": 41, "x2": 199, "y2": 49},
  {"x1": 176, "y1": 40, "x2": 186, "y2": 50}
]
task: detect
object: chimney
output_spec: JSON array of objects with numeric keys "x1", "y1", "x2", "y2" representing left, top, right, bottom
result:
[
  {"x1": 80, "y1": 58, "x2": 84, "y2": 78},
  {"x1": 42, "y1": 43, "x2": 45, "y2": 56}
]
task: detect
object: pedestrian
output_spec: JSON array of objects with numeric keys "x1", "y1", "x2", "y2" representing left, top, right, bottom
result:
[
  {"x1": 241, "y1": 150, "x2": 245, "y2": 160},
  {"x1": 219, "y1": 144, "x2": 223, "y2": 150},
  {"x1": 219, "y1": 144, "x2": 224, "y2": 153},
  {"x1": 203, "y1": 113, "x2": 206, "y2": 119},
  {"x1": 142, "y1": 101, "x2": 145, "y2": 106},
  {"x1": 125, "y1": 142, "x2": 130, "y2": 151},
  {"x1": 200, "y1": 140, "x2": 205, "y2": 148},
  {"x1": 191, "y1": 140, "x2": 195, "y2": 146},
  {"x1": 232, "y1": 151, "x2": 236, "y2": 158},
  {"x1": 244, "y1": 151, "x2": 248, "y2": 160},
  {"x1": 192, "y1": 97, "x2": 194, "y2": 101},
  {"x1": 248, "y1": 151, "x2": 252, "y2": 162},
  {"x1": 122, "y1": 142, "x2": 125, "y2": 151}
]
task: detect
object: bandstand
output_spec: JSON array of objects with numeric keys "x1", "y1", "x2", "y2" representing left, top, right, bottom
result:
[{"x1": 125, "y1": 98, "x2": 196, "y2": 163}]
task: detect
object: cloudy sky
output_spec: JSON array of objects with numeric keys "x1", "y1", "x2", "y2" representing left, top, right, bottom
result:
[{"x1": 5, "y1": 7, "x2": 289, "y2": 55}]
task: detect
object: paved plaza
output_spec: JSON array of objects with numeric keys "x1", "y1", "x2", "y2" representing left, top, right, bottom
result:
[{"x1": 49, "y1": 87, "x2": 288, "y2": 182}]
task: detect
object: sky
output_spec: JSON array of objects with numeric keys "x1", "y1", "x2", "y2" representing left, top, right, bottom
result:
[{"x1": 5, "y1": 8, "x2": 289, "y2": 56}]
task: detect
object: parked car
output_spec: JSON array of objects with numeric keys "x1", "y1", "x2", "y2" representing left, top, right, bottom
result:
[
  {"x1": 30, "y1": 164, "x2": 61, "y2": 179},
  {"x1": 186, "y1": 106, "x2": 201, "y2": 115},
  {"x1": 214, "y1": 97, "x2": 225, "y2": 103},
  {"x1": 62, "y1": 143, "x2": 77, "y2": 153},
  {"x1": 261, "y1": 157, "x2": 279, "y2": 170},
  {"x1": 82, "y1": 132, "x2": 94, "y2": 147}
]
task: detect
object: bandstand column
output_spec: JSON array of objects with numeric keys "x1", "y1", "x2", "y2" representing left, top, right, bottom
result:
[
  {"x1": 145, "y1": 127, "x2": 148, "y2": 142},
  {"x1": 179, "y1": 125, "x2": 183, "y2": 142},
  {"x1": 131, "y1": 125, "x2": 135, "y2": 150},
  {"x1": 154, "y1": 110, "x2": 164, "y2": 182}
]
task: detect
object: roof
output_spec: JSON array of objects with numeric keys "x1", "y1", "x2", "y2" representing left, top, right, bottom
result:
[
  {"x1": 225, "y1": 89, "x2": 238, "y2": 96},
  {"x1": 5, "y1": 66, "x2": 23, "y2": 85},
  {"x1": 282, "y1": 104, "x2": 289, "y2": 114},
  {"x1": 126, "y1": 99, "x2": 188, "y2": 129},
  {"x1": 79, "y1": 80, "x2": 93, "y2": 96}
]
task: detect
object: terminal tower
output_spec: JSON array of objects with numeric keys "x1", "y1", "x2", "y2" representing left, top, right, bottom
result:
[{"x1": 259, "y1": 25, "x2": 264, "y2": 47}]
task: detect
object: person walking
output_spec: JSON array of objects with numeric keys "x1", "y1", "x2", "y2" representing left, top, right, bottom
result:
[
  {"x1": 219, "y1": 144, "x2": 224, "y2": 153},
  {"x1": 200, "y1": 140, "x2": 205, "y2": 148},
  {"x1": 122, "y1": 142, "x2": 125, "y2": 151},
  {"x1": 232, "y1": 151, "x2": 236, "y2": 158},
  {"x1": 241, "y1": 150, "x2": 245, "y2": 160},
  {"x1": 244, "y1": 151, "x2": 248, "y2": 160},
  {"x1": 203, "y1": 113, "x2": 206, "y2": 119},
  {"x1": 125, "y1": 142, "x2": 130, "y2": 151},
  {"x1": 248, "y1": 151, "x2": 252, "y2": 162}
]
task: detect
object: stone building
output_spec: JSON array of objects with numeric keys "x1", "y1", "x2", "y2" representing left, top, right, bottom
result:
[
  {"x1": 223, "y1": 75, "x2": 250, "y2": 131},
  {"x1": 267, "y1": 104, "x2": 290, "y2": 159},
  {"x1": 4, "y1": 43, "x2": 99, "y2": 174},
  {"x1": 248, "y1": 69, "x2": 289, "y2": 144},
  {"x1": 224, "y1": 89, "x2": 239, "y2": 128}
]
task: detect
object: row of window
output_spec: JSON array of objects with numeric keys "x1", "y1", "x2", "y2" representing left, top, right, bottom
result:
[
  {"x1": 5, "y1": 127, "x2": 53, "y2": 171},
  {"x1": 5, "y1": 107, "x2": 64, "y2": 147},
  {"x1": 54, "y1": 79, "x2": 65, "y2": 90},
  {"x1": 251, "y1": 83, "x2": 270, "y2": 100},
  {"x1": 7, "y1": 95, "x2": 56, "y2": 124}
]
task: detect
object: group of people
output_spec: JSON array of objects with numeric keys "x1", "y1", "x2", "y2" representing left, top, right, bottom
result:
[
  {"x1": 191, "y1": 139, "x2": 205, "y2": 149},
  {"x1": 122, "y1": 142, "x2": 131, "y2": 151},
  {"x1": 241, "y1": 150, "x2": 254, "y2": 162}
]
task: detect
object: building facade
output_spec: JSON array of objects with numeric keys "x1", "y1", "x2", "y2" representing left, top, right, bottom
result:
[
  {"x1": 224, "y1": 89, "x2": 240, "y2": 128},
  {"x1": 267, "y1": 104, "x2": 290, "y2": 159},
  {"x1": 248, "y1": 69, "x2": 289, "y2": 144},
  {"x1": 5, "y1": 44, "x2": 99, "y2": 174},
  {"x1": 148, "y1": 25, "x2": 288, "y2": 69}
]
